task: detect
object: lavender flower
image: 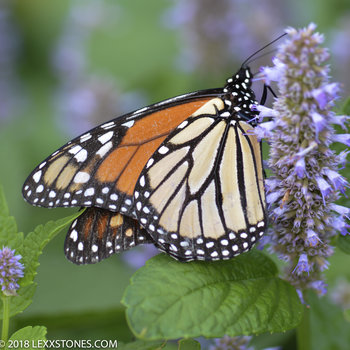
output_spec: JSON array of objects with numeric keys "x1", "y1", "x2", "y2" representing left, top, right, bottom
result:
[
  {"x1": 257, "y1": 23, "x2": 350, "y2": 297},
  {"x1": 0, "y1": 247, "x2": 24, "y2": 296}
]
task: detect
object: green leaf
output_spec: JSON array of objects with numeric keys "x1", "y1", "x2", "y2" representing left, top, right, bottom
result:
[
  {"x1": 9, "y1": 284, "x2": 37, "y2": 318},
  {"x1": 341, "y1": 97, "x2": 350, "y2": 115},
  {"x1": 337, "y1": 235, "x2": 350, "y2": 255},
  {"x1": 0, "y1": 284, "x2": 37, "y2": 320},
  {"x1": 6, "y1": 326, "x2": 47, "y2": 350},
  {"x1": 20, "y1": 210, "x2": 83, "y2": 287},
  {"x1": 122, "y1": 251, "x2": 303, "y2": 340},
  {"x1": 0, "y1": 186, "x2": 23, "y2": 251},
  {"x1": 305, "y1": 291, "x2": 350, "y2": 350},
  {"x1": 178, "y1": 338, "x2": 201, "y2": 350}
]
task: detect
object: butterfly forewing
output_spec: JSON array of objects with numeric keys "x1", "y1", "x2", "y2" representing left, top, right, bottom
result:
[
  {"x1": 22, "y1": 95, "x2": 215, "y2": 219},
  {"x1": 134, "y1": 98, "x2": 266, "y2": 261},
  {"x1": 65, "y1": 208, "x2": 154, "y2": 264}
]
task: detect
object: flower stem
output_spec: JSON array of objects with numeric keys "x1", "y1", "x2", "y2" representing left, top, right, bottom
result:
[
  {"x1": 296, "y1": 306, "x2": 310, "y2": 350},
  {"x1": 1, "y1": 296, "x2": 10, "y2": 342}
]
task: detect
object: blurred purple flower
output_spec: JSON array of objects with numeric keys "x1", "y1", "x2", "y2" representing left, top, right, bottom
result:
[
  {"x1": 163, "y1": 0, "x2": 287, "y2": 73},
  {"x1": 210, "y1": 335, "x2": 254, "y2": 350},
  {"x1": 330, "y1": 16, "x2": 350, "y2": 96},
  {"x1": 0, "y1": 1, "x2": 22, "y2": 123},
  {"x1": 330, "y1": 278, "x2": 350, "y2": 309},
  {"x1": 122, "y1": 245, "x2": 159, "y2": 269},
  {"x1": 52, "y1": 0, "x2": 147, "y2": 136}
]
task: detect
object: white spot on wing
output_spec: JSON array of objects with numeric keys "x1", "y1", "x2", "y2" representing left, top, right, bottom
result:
[
  {"x1": 158, "y1": 146, "x2": 169, "y2": 154},
  {"x1": 74, "y1": 149, "x2": 88, "y2": 162},
  {"x1": 101, "y1": 121, "x2": 115, "y2": 129},
  {"x1": 146, "y1": 158, "x2": 154, "y2": 168},
  {"x1": 122, "y1": 120, "x2": 135, "y2": 128},
  {"x1": 69, "y1": 145, "x2": 82, "y2": 155},
  {"x1": 177, "y1": 120, "x2": 188, "y2": 129},
  {"x1": 74, "y1": 172, "x2": 90, "y2": 183},
  {"x1": 96, "y1": 141, "x2": 112, "y2": 157},
  {"x1": 110, "y1": 193, "x2": 118, "y2": 201},
  {"x1": 84, "y1": 188, "x2": 95, "y2": 196},
  {"x1": 139, "y1": 176, "x2": 145, "y2": 187},
  {"x1": 102, "y1": 187, "x2": 109, "y2": 194},
  {"x1": 80, "y1": 133, "x2": 92, "y2": 142},
  {"x1": 33, "y1": 171, "x2": 42, "y2": 183},
  {"x1": 70, "y1": 230, "x2": 78, "y2": 242},
  {"x1": 36, "y1": 185, "x2": 44, "y2": 193},
  {"x1": 98, "y1": 131, "x2": 114, "y2": 144}
]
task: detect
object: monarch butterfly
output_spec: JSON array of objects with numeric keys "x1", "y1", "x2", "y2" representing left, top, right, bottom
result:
[{"x1": 22, "y1": 64, "x2": 267, "y2": 265}]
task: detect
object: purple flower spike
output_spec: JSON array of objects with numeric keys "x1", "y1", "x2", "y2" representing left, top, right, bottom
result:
[
  {"x1": 256, "y1": 23, "x2": 349, "y2": 295},
  {"x1": 0, "y1": 247, "x2": 24, "y2": 296}
]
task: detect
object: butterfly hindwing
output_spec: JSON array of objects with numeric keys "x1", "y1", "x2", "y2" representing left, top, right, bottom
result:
[
  {"x1": 65, "y1": 207, "x2": 154, "y2": 264},
  {"x1": 22, "y1": 93, "x2": 217, "y2": 219},
  {"x1": 134, "y1": 98, "x2": 266, "y2": 261}
]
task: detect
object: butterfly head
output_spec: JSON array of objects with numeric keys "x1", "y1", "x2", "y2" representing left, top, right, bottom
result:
[{"x1": 222, "y1": 66, "x2": 259, "y2": 123}]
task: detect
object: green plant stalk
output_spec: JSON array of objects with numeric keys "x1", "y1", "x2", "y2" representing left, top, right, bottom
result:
[
  {"x1": 1, "y1": 296, "x2": 10, "y2": 342},
  {"x1": 296, "y1": 305, "x2": 310, "y2": 350}
]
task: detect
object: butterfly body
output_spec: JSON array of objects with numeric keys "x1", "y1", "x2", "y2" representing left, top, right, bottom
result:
[{"x1": 23, "y1": 66, "x2": 266, "y2": 264}]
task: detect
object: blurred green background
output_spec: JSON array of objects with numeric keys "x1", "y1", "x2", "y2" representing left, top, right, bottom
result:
[{"x1": 1, "y1": 0, "x2": 350, "y2": 348}]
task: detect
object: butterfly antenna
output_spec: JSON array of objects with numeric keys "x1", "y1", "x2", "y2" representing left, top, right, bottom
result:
[
  {"x1": 245, "y1": 49, "x2": 277, "y2": 66},
  {"x1": 241, "y1": 33, "x2": 287, "y2": 67}
]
